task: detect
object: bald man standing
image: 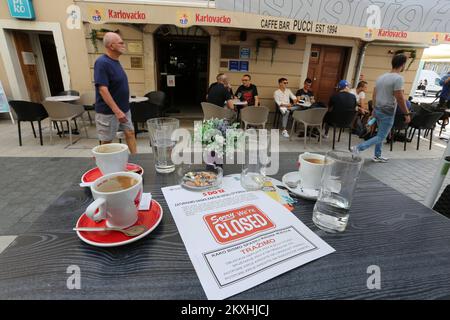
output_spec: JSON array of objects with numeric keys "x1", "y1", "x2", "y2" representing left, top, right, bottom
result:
[{"x1": 94, "y1": 32, "x2": 137, "y2": 153}]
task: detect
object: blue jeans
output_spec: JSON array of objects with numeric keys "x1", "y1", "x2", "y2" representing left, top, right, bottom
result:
[
  {"x1": 356, "y1": 109, "x2": 394, "y2": 157},
  {"x1": 281, "y1": 105, "x2": 300, "y2": 128}
]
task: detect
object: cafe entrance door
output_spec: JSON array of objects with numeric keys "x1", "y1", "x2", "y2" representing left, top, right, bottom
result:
[
  {"x1": 307, "y1": 45, "x2": 350, "y2": 105},
  {"x1": 155, "y1": 25, "x2": 209, "y2": 116}
]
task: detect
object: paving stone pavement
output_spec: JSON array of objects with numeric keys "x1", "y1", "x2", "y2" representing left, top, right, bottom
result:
[{"x1": 0, "y1": 156, "x2": 449, "y2": 236}]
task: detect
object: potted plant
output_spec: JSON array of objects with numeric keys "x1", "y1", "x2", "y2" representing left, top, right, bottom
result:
[{"x1": 194, "y1": 118, "x2": 243, "y2": 167}]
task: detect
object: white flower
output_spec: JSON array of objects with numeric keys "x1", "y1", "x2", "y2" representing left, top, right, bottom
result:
[{"x1": 215, "y1": 135, "x2": 225, "y2": 144}]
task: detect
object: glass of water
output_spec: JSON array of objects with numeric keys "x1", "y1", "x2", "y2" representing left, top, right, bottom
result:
[
  {"x1": 240, "y1": 132, "x2": 267, "y2": 191},
  {"x1": 147, "y1": 118, "x2": 179, "y2": 174},
  {"x1": 312, "y1": 150, "x2": 363, "y2": 233}
]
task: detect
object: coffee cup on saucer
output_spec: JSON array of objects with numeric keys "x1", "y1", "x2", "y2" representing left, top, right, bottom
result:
[
  {"x1": 85, "y1": 171, "x2": 143, "y2": 229},
  {"x1": 298, "y1": 152, "x2": 327, "y2": 190},
  {"x1": 92, "y1": 143, "x2": 129, "y2": 175}
]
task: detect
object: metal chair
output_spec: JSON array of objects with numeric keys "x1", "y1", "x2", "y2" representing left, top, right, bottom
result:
[
  {"x1": 43, "y1": 101, "x2": 88, "y2": 145},
  {"x1": 130, "y1": 101, "x2": 159, "y2": 137},
  {"x1": 389, "y1": 112, "x2": 410, "y2": 151},
  {"x1": 201, "y1": 102, "x2": 236, "y2": 123},
  {"x1": 290, "y1": 108, "x2": 328, "y2": 147},
  {"x1": 9, "y1": 100, "x2": 48, "y2": 146},
  {"x1": 325, "y1": 110, "x2": 357, "y2": 150},
  {"x1": 407, "y1": 111, "x2": 444, "y2": 150},
  {"x1": 145, "y1": 91, "x2": 166, "y2": 117},
  {"x1": 78, "y1": 91, "x2": 95, "y2": 125},
  {"x1": 240, "y1": 106, "x2": 269, "y2": 129}
]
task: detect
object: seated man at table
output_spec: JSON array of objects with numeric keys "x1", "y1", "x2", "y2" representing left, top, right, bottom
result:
[
  {"x1": 274, "y1": 78, "x2": 299, "y2": 138},
  {"x1": 323, "y1": 80, "x2": 357, "y2": 137},
  {"x1": 207, "y1": 73, "x2": 233, "y2": 99},
  {"x1": 206, "y1": 73, "x2": 235, "y2": 110},
  {"x1": 94, "y1": 32, "x2": 137, "y2": 154},
  {"x1": 235, "y1": 74, "x2": 259, "y2": 106},
  {"x1": 296, "y1": 78, "x2": 316, "y2": 104}
]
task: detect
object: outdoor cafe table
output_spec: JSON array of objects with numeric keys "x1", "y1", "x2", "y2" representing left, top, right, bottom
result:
[
  {"x1": 45, "y1": 95, "x2": 80, "y2": 102},
  {"x1": 0, "y1": 153, "x2": 449, "y2": 299}
]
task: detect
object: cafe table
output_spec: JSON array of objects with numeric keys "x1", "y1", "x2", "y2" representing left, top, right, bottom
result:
[
  {"x1": 45, "y1": 95, "x2": 80, "y2": 102},
  {"x1": 130, "y1": 96, "x2": 149, "y2": 103},
  {"x1": 0, "y1": 153, "x2": 449, "y2": 299}
]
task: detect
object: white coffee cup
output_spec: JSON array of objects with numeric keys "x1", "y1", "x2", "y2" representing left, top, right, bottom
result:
[
  {"x1": 92, "y1": 143, "x2": 129, "y2": 175},
  {"x1": 85, "y1": 171, "x2": 143, "y2": 229},
  {"x1": 298, "y1": 152, "x2": 326, "y2": 190}
]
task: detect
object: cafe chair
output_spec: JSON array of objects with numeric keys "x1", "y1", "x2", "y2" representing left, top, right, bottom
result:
[
  {"x1": 130, "y1": 101, "x2": 159, "y2": 137},
  {"x1": 145, "y1": 91, "x2": 166, "y2": 117},
  {"x1": 43, "y1": 101, "x2": 88, "y2": 145},
  {"x1": 78, "y1": 91, "x2": 95, "y2": 125},
  {"x1": 201, "y1": 102, "x2": 236, "y2": 123},
  {"x1": 407, "y1": 111, "x2": 443, "y2": 150},
  {"x1": 240, "y1": 106, "x2": 269, "y2": 129},
  {"x1": 290, "y1": 108, "x2": 328, "y2": 147},
  {"x1": 9, "y1": 100, "x2": 49, "y2": 146},
  {"x1": 325, "y1": 110, "x2": 357, "y2": 150},
  {"x1": 389, "y1": 112, "x2": 411, "y2": 152}
]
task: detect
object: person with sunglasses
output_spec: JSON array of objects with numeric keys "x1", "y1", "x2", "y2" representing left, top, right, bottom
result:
[
  {"x1": 274, "y1": 78, "x2": 299, "y2": 138},
  {"x1": 235, "y1": 74, "x2": 259, "y2": 106}
]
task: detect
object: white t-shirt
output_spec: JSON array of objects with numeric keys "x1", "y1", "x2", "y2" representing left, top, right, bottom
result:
[
  {"x1": 274, "y1": 88, "x2": 296, "y2": 106},
  {"x1": 350, "y1": 89, "x2": 366, "y2": 104}
]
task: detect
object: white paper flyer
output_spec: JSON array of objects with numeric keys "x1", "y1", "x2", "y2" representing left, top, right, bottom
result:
[{"x1": 162, "y1": 176, "x2": 335, "y2": 300}]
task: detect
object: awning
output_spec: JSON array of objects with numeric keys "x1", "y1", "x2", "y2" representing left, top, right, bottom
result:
[{"x1": 77, "y1": 1, "x2": 450, "y2": 46}]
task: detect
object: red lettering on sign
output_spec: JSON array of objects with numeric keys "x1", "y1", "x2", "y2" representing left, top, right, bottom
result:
[{"x1": 203, "y1": 205, "x2": 275, "y2": 244}]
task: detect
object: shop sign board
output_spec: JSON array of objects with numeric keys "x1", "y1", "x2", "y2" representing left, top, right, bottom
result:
[{"x1": 7, "y1": 0, "x2": 35, "y2": 20}]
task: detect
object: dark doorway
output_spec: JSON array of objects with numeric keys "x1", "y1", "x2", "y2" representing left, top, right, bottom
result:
[
  {"x1": 39, "y1": 34, "x2": 64, "y2": 96},
  {"x1": 155, "y1": 34, "x2": 209, "y2": 115}
]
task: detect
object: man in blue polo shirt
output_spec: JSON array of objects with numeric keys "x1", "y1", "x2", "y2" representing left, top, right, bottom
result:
[{"x1": 94, "y1": 32, "x2": 137, "y2": 153}]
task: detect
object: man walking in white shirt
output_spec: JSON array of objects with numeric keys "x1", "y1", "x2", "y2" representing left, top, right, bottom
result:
[{"x1": 274, "y1": 78, "x2": 299, "y2": 138}]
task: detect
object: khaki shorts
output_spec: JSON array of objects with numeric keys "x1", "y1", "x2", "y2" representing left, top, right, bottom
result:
[{"x1": 95, "y1": 111, "x2": 134, "y2": 142}]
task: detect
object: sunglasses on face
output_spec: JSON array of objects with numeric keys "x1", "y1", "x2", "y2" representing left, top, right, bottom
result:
[
  {"x1": 242, "y1": 79, "x2": 249, "y2": 82},
  {"x1": 283, "y1": 82, "x2": 288, "y2": 84}
]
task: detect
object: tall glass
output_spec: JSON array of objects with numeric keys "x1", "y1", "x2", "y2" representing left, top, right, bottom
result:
[
  {"x1": 147, "y1": 118, "x2": 179, "y2": 174},
  {"x1": 312, "y1": 150, "x2": 363, "y2": 233}
]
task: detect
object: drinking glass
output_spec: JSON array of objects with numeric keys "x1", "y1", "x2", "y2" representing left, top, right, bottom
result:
[
  {"x1": 147, "y1": 118, "x2": 179, "y2": 173},
  {"x1": 312, "y1": 150, "x2": 363, "y2": 232},
  {"x1": 240, "y1": 132, "x2": 266, "y2": 191}
]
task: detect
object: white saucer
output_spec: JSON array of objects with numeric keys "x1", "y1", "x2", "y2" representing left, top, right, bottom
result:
[{"x1": 282, "y1": 171, "x2": 319, "y2": 200}]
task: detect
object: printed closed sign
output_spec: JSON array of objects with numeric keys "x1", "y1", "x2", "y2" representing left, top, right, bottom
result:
[{"x1": 203, "y1": 205, "x2": 275, "y2": 244}]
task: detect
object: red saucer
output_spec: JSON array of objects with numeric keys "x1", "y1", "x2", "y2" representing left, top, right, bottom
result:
[
  {"x1": 81, "y1": 163, "x2": 144, "y2": 184},
  {"x1": 75, "y1": 200, "x2": 163, "y2": 247}
]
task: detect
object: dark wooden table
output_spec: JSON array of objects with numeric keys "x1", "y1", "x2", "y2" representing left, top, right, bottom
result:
[{"x1": 1, "y1": 154, "x2": 450, "y2": 299}]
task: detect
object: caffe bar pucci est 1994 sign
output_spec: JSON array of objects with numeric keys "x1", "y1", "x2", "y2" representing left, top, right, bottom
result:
[{"x1": 215, "y1": 0, "x2": 450, "y2": 33}]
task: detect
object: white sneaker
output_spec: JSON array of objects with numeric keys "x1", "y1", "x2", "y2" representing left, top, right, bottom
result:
[
  {"x1": 282, "y1": 130, "x2": 290, "y2": 138},
  {"x1": 372, "y1": 156, "x2": 389, "y2": 163},
  {"x1": 322, "y1": 133, "x2": 329, "y2": 139}
]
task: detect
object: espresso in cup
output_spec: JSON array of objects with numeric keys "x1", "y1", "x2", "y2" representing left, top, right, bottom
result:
[
  {"x1": 304, "y1": 158, "x2": 325, "y2": 165},
  {"x1": 96, "y1": 176, "x2": 138, "y2": 193},
  {"x1": 96, "y1": 144, "x2": 127, "y2": 154}
]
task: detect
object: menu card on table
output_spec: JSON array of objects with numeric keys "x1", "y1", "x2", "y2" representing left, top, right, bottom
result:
[{"x1": 162, "y1": 176, "x2": 335, "y2": 300}]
